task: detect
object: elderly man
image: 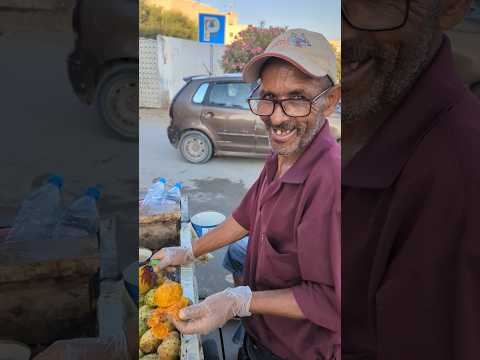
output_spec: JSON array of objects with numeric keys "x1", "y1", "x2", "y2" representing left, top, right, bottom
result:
[
  {"x1": 152, "y1": 29, "x2": 341, "y2": 360},
  {"x1": 342, "y1": 0, "x2": 480, "y2": 359}
]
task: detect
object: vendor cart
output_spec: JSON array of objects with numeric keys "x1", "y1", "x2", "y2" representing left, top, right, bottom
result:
[{"x1": 140, "y1": 192, "x2": 220, "y2": 360}]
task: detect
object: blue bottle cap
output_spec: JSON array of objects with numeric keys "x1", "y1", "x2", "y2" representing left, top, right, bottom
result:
[
  {"x1": 47, "y1": 175, "x2": 63, "y2": 188},
  {"x1": 174, "y1": 182, "x2": 183, "y2": 189},
  {"x1": 158, "y1": 178, "x2": 167, "y2": 184},
  {"x1": 85, "y1": 186, "x2": 101, "y2": 200}
]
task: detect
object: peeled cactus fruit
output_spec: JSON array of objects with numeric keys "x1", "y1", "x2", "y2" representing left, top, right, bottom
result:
[
  {"x1": 157, "y1": 331, "x2": 181, "y2": 360},
  {"x1": 151, "y1": 322, "x2": 170, "y2": 340},
  {"x1": 154, "y1": 281, "x2": 183, "y2": 308},
  {"x1": 140, "y1": 329, "x2": 161, "y2": 354}
]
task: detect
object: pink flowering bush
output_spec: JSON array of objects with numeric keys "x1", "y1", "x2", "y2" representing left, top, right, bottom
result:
[{"x1": 222, "y1": 25, "x2": 287, "y2": 73}]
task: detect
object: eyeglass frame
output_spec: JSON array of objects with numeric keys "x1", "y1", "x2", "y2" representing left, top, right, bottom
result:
[
  {"x1": 247, "y1": 83, "x2": 332, "y2": 118},
  {"x1": 341, "y1": 0, "x2": 411, "y2": 32}
]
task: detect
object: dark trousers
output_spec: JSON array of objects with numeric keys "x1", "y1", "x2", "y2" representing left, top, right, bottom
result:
[{"x1": 237, "y1": 335, "x2": 285, "y2": 360}]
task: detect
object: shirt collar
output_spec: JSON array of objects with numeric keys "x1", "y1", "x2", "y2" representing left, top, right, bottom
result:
[
  {"x1": 265, "y1": 121, "x2": 337, "y2": 184},
  {"x1": 342, "y1": 36, "x2": 467, "y2": 189}
]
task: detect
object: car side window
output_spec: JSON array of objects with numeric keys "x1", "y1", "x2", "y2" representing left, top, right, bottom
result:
[
  {"x1": 192, "y1": 83, "x2": 209, "y2": 104},
  {"x1": 207, "y1": 82, "x2": 251, "y2": 110}
]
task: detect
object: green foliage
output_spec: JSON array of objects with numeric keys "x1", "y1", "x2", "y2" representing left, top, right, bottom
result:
[
  {"x1": 221, "y1": 25, "x2": 287, "y2": 73},
  {"x1": 139, "y1": 0, "x2": 198, "y2": 40}
]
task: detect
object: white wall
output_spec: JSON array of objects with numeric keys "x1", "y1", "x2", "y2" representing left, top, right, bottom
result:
[{"x1": 139, "y1": 35, "x2": 226, "y2": 108}]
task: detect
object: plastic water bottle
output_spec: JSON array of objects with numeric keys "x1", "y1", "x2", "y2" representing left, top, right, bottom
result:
[
  {"x1": 165, "y1": 182, "x2": 182, "y2": 202},
  {"x1": 161, "y1": 182, "x2": 182, "y2": 213},
  {"x1": 6, "y1": 175, "x2": 63, "y2": 242},
  {"x1": 51, "y1": 186, "x2": 102, "y2": 241},
  {"x1": 142, "y1": 178, "x2": 167, "y2": 208}
]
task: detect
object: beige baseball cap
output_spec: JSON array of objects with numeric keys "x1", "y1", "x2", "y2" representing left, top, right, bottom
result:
[{"x1": 243, "y1": 28, "x2": 337, "y2": 84}]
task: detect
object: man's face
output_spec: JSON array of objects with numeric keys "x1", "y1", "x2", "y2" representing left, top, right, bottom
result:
[
  {"x1": 258, "y1": 60, "x2": 327, "y2": 156},
  {"x1": 342, "y1": 0, "x2": 442, "y2": 125}
]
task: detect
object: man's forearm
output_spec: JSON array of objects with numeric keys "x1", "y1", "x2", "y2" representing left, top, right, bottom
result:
[
  {"x1": 192, "y1": 216, "x2": 248, "y2": 258},
  {"x1": 250, "y1": 288, "x2": 305, "y2": 320}
]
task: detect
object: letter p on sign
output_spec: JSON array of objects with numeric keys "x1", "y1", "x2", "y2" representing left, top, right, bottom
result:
[
  {"x1": 204, "y1": 16, "x2": 220, "y2": 41},
  {"x1": 198, "y1": 13, "x2": 225, "y2": 45}
]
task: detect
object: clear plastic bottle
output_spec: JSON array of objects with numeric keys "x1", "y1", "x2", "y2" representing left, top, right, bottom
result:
[
  {"x1": 142, "y1": 177, "x2": 167, "y2": 208},
  {"x1": 6, "y1": 175, "x2": 64, "y2": 242},
  {"x1": 51, "y1": 186, "x2": 102, "y2": 241},
  {"x1": 161, "y1": 182, "x2": 183, "y2": 213}
]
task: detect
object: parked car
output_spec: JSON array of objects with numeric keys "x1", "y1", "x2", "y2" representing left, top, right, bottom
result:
[
  {"x1": 67, "y1": 0, "x2": 139, "y2": 139},
  {"x1": 448, "y1": 0, "x2": 480, "y2": 98},
  {"x1": 167, "y1": 73, "x2": 341, "y2": 163}
]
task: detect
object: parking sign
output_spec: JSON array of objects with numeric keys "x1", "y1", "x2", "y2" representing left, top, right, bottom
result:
[{"x1": 199, "y1": 13, "x2": 226, "y2": 45}]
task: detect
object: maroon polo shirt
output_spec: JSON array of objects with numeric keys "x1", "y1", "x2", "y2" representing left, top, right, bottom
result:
[
  {"x1": 342, "y1": 37, "x2": 480, "y2": 359},
  {"x1": 233, "y1": 122, "x2": 341, "y2": 360}
]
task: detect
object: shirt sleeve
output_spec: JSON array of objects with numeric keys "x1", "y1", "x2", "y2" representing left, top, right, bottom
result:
[
  {"x1": 291, "y1": 180, "x2": 341, "y2": 334},
  {"x1": 232, "y1": 166, "x2": 266, "y2": 231}
]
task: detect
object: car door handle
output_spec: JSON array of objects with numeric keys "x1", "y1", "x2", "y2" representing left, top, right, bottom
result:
[{"x1": 203, "y1": 112, "x2": 214, "y2": 119}]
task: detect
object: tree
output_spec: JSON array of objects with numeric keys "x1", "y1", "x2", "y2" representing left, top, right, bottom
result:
[
  {"x1": 221, "y1": 25, "x2": 287, "y2": 73},
  {"x1": 139, "y1": 1, "x2": 198, "y2": 40}
]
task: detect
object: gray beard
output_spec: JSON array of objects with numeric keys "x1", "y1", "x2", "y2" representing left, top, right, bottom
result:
[
  {"x1": 342, "y1": 29, "x2": 437, "y2": 125},
  {"x1": 272, "y1": 115, "x2": 324, "y2": 156}
]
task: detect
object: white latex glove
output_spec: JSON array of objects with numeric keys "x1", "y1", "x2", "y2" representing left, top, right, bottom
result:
[
  {"x1": 171, "y1": 286, "x2": 252, "y2": 335},
  {"x1": 151, "y1": 246, "x2": 195, "y2": 270}
]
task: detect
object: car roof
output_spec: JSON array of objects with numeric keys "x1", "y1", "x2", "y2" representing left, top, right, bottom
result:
[{"x1": 183, "y1": 73, "x2": 245, "y2": 83}]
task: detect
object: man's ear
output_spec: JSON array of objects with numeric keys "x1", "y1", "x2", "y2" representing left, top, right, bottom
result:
[
  {"x1": 322, "y1": 85, "x2": 341, "y2": 118},
  {"x1": 438, "y1": 0, "x2": 472, "y2": 30}
]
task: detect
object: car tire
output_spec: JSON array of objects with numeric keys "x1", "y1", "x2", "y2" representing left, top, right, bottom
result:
[
  {"x1": 96, "y1": 63, "x2": 138, "y2": 140},
  {"x1": 179, "y1": 130, "x2": 214, "y2": 164}
]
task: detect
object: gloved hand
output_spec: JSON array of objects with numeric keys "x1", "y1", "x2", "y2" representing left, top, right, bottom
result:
[
  {"x1": 151, "y1": 246, "x2": 195, "y2": 270},
  {"x1": 171, "y1": 286, "x2": 252, "y2": 335}
]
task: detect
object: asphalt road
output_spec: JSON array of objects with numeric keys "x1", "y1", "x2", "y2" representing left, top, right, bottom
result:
[{"x1": 140, "y1": 108, "x2": 265, "y2": 298}]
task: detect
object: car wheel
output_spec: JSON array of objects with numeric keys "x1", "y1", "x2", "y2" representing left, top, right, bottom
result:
[
  {"x1": 179, "y1": 130, "x2": 214, "y2": 164},
  {"x1": 96, "y1": 63, "x2": 138, "y2": 140}
]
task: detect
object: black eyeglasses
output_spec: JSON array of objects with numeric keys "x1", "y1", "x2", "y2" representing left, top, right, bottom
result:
[
  {"x1": 247, "y1": 84, "x2": 331, "y2": 118},
  {"x1": 342, "y1": 0, "x2": 411, "y2": 32}
]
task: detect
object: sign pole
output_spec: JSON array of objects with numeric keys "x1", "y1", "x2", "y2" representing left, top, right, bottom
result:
[
  {"x1": 199, "y1": 13, "x2": 225, "y2": 76},
  {"x1": 210, "y1": 44, "x2": 214, "y2": 75}
]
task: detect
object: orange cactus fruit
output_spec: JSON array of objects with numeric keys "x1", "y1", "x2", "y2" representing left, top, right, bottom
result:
[
  {"x1": 165, "y1": 296, "x2": 190, "y2": 320},
  {"x1": 151, "y1": 322, "x2": 170, "y2": 340},
  {"x1": 147, "y1": 308, "x2": 168, "y2": 328},
  {"x1": 154, "y1": 281, "x2": 183, "y2": 308}
]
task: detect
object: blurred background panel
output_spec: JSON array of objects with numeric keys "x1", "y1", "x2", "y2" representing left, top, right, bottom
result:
[{"x1": 0, "y1": 0, "x2": 139, "y2": 358}]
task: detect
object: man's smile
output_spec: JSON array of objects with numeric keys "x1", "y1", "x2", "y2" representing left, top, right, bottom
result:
[{"x1": 270, "y1": 127, "x2": 298, "y2": 143}]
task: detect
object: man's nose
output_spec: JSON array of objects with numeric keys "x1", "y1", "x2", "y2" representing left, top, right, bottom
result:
[{"x1": 270, "y1": 102, "x2": 290, "y2": 125}]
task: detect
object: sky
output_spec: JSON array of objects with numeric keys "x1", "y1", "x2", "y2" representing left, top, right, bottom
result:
[{"x1": 199, "y1": 0, "x2": 341, "y2": 40}]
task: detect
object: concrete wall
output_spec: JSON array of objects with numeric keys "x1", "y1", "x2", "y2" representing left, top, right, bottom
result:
[
  {"x1": 140, "y1": 35, "x2": 225, "y2": 108},
  {"x1": 139, "y1": 37, "x2": 165, "y2": 108}
]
